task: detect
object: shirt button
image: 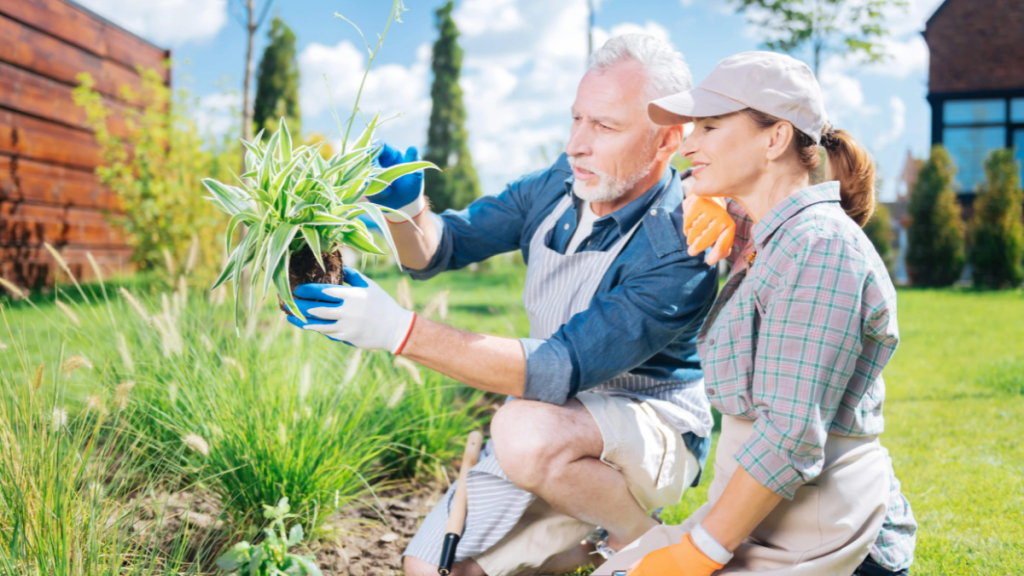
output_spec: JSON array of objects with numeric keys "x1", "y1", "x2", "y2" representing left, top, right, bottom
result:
[
  {"x1": 650, "y1": 209, "x2": 657, "y2": 216},
  {"x1": 709, "y1": 339, "x2": 715, "y2": 346},
  {"x1": 707, "y1": 388, "x2": 716, "y2": 395},
  {"x1": 564, "y1": 223, "x2": 570, "y2": 230}
]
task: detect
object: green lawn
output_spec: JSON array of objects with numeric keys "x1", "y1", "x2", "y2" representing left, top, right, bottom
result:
[{"x1": 2, "y1": 261, "x2": 1021, "y2": 575}]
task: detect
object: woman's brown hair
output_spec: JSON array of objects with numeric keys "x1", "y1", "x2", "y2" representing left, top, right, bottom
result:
[{"x1": 743, "y1": 109, "x2": 875, "y2": 227}]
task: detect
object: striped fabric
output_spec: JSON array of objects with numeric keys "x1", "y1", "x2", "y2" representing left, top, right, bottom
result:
[
  {"x1": 404, "y1": 193, "x2": 712, "y2": 566},
  {"x1": 699, "y1": 183, "x2": 917, "y2": 571}
]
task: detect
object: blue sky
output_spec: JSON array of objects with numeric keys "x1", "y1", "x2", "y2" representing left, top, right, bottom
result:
[{"x1": 77, "y1": 0, "x2": 944, "y2": 200}]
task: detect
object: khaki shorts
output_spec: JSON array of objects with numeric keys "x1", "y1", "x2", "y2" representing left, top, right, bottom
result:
[{"x1": 474, "y1": 391, "x2": 701, "y2": 576}]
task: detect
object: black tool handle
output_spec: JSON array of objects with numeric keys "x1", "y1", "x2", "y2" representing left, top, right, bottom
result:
[{"x1": 438, "y1": 532, "x2": 461, "y2": 575}]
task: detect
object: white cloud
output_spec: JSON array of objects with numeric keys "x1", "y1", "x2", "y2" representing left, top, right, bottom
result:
[
  {"x1": 74, "y1": 0, "x2": 228, "y2": 46},
  {"x1": 873, "y1": 95, "x2": 907, "y2": 151},
  {"x1": 454, "y1": 0, "x2": 525, "y2": 37},
  {"x1": 298, "y1": 41, "x2": 431, "y2": 152},
  {"x1": 192, "y1": 92, "x2": 241, "y2": 137}
]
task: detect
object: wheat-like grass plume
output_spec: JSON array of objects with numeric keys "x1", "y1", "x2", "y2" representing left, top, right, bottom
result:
[
  {"x1": 55, "y1": 300, "x2": 81, "y2": 326},
  {"x1": 0, "y1": 277, "x2": 26, "y2": 300},
  {"x1": 397, "y1": 277, "x2": 414, "y2": 309},
  {"x1": 393, "y1": 356, "x2": 422, "y2": 385},
  {"x1": 183, "y1": 433, "x2": 210, "y2": 457},
  {"x1": 116, "y1": 332, "x2": 134, "y2": 373},
  {"x1": 119, "y1": 288, "x2": 151, "y2": 323}
]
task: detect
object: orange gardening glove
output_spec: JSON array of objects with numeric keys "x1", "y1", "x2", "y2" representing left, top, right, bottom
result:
[
  {"x1": 627, "y1": 534, "x2": 724, "y2": 576},
  {"x1": 683, "y1": 195, "x2": 736, "y2": 265}
]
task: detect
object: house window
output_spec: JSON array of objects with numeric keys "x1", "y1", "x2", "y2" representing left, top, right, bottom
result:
[{"x1": 940, "y1": 97, "x2": 1024, "y2": 192}]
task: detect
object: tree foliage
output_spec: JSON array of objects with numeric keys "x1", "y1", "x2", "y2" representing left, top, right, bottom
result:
[
  {"x1": 969, "y1": 148, "x2": 1024, "y2": 289},
  {"x1": 731, "y1": 0, "x2": 908, "y2": 75},
  {"x1": 863, "y1": 198, "x2": 894, "y2": 270},
  {"x1": 73, "y1": 69, "x2": 235, "y2": 281},
  {"x1": 253, "y1": 16, "x2": 301, "y2": 139},
  {"x1": 906, "y1": 145, "x2": 966, "y2": 287},
  {"x1": 423, "y1": 1, "x2": 481, "y2": 213}
]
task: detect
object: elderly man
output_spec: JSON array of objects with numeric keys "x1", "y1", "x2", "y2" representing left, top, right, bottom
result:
[{"x1": 287, "y1": 34, "x2": 718, "y2": 575}]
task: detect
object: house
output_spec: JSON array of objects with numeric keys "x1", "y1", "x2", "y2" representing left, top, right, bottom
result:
[
  {"x1": 924, "y1": 0, "x2": 1024, "y2": 207},
  {"x1": 0, "y1": 0, "x2": 169, "y2": 290}
]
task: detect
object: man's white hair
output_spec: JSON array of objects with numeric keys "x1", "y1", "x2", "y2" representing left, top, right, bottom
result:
[{"x1": 587, "y1": 34, "x2": 692, "y2": 101}]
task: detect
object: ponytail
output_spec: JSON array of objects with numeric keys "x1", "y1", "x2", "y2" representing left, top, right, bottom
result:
[
  {"x1": 820, "y1": 126, "x2": 875, "y2": 227},
  {"x1": 743, "y1": 110, "x2": 876, "y2": 227}
]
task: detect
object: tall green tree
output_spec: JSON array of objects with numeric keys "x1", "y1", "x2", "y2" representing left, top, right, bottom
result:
[
  {"x1": 423, "y1": 1, "x2": 481, "y2": 213},
  {"x1": 732, "y1": 0, "x2": 908, "y2": 75},
  {"x1": 906, "y1": 145, "x2": 966, "y2": 287},
  {"x1": 253, "y1": 16, "x2": 300, "y2": 138},
  {"x1": 969, "y1": 149, "x2": 1024, "y2": 289}
]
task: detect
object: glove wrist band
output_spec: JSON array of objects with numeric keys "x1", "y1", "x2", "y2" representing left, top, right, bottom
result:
[
  {"x1": 393, "y1": 312, "x2": 417, "y2": 355},
  {"x1": 690, "y1": 523, "x2": 734, "y2": 565},
  {"x1": 384, "y1": 194, "x2": 427, "y2": 223}
]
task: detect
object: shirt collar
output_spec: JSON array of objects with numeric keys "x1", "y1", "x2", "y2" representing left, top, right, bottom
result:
[
  {"x1": 563, "y1": 166, "x2": 675, "y2": 235},
  {"x1": 752, "y1": 181, "x2": 841, "y2": 247}
]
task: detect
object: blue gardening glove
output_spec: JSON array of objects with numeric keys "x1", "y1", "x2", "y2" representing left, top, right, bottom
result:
[
  {"x1": 366, "y1": 144, "x2": 426, "y2": 222},
  {"x1": 286, "y1": 267, "x2": 417, "y2": 354}
]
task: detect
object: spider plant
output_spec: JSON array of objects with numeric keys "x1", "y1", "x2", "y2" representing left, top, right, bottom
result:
[{"x1": 202, "y1": 115, "x2": 435, "y2": 324}]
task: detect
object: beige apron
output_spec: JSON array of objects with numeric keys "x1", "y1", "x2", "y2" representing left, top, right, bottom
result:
[{"x1": 595, "y1": 415, "x2": 890, "y2": 576}]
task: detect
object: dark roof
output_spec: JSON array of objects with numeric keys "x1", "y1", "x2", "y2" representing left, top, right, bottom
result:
[
  {"x1": 62, "y1": 0, "x2": 167, "y2": 52},
  {"x1": 925, "y1": 0, "x2": 953, "y2": 29}
]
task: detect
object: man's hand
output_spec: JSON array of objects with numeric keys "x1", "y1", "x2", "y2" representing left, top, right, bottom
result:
[
  {"x1": 286, "y1": 267, "x2": 416, "y2": 354},
  {"x1": 626, "y1": 534, "x2": 723, "y2": 576},
  {"x1": 366, "y1": 144, "x2": 427, "y2": 222},
  {"x1": 682, "y1": 195, "x2": 735, "y2": 266}
]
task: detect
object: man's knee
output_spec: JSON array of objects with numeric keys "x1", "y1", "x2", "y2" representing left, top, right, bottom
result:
[{"x1": 491, "y1": 399, "x2": 598, "y2": 492}]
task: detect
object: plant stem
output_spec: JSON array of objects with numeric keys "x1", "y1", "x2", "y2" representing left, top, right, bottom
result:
[{"x1": 341, "y1": 0, "x2": 404, "y2": 154}]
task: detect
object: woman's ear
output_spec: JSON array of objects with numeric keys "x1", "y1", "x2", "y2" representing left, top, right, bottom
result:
[{"x1": 765, "y1": 122, "x2": 794, "y2": 161}]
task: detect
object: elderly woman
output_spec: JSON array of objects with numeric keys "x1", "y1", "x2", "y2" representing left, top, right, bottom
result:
[{"x1": 596, "y1": 52, "x2": 917, "y2": 576}]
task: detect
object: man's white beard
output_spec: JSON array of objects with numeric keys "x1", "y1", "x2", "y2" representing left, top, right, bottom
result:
[{"x1": 568, "y1": 148, "x2": 656, "y2": 204}]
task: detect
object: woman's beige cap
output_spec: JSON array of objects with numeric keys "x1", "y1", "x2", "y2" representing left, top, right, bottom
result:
[{"x1": 648, "y1": 51, "x2": 828, "y2": 143}]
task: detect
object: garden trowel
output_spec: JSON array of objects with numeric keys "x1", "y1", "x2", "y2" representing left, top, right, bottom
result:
[{"x1": 438, "y1": 430, "x2": 484, "y2": 575}]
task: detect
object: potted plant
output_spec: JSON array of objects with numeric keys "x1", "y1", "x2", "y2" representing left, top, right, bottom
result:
[{"x1": 202, "y1": 114, "x2": 434, "y2": 325}]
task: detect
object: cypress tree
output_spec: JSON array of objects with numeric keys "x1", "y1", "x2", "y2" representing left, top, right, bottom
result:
[
  {"x1": 969, "y1": 148, "x2": 1024, "y2": 289},
  {"x1": 906, "y1": 145, "x2": 966, "y2": 287},
  {"x1": 424, "y1": 1, "x2": 481, "y2": 213},
  {"x1": 253, "y1": 16, "x2": 301, "y2": 138}
]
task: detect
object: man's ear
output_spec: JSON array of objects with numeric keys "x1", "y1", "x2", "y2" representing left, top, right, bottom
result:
[
  {"x1": 765, "y1": 122, "x2": 794, "y2": 161},
  {"x1": 657, "y1": 125, "x2": 684, "y2": 159}
]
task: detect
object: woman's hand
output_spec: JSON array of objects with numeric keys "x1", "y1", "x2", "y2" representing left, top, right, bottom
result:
[
  {"x1": 682, "y1": 195, "x2": 735, "y2": 265},
  {"x1": 625, "y1": 534, "x2": 723, "y2": 576}
]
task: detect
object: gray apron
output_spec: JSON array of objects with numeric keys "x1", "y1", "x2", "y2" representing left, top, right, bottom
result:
[{"x1": 404, "y1": 192, "x2": 708, "y2": 565}]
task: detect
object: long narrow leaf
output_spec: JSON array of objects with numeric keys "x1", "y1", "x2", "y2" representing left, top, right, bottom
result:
[
  {"x1": 351, "y1": 113, "x2": 379, "y2": 151},
  {"x1": 279, "y1": 117, "x2": 293, "y2": 164},
  {"x1": 362, "y1": 161, "x2": 437, "y2": 197},
  {"x1": 300, "y1": 227, "x2": 325, "y2": 272},
  {"x1": 264, "y1": 223, "x2": 300, "y2": 296}
]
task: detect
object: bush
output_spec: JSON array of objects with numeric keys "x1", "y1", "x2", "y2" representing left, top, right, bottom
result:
[
  {"x1": 969, "y1": 148, "x2": 1024, "y2": 289},
  {"x1": 906, "y1": 145, "x2": 966, "y2": 287},
  {"x1": 73, "y1": 68, "x2": 236, "y2": 283},
  {"x1": 863, "y1": 199, "x2": 894, "y2": 271}
]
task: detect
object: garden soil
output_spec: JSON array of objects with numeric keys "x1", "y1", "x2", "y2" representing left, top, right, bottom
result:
[{"x1": 130, "y1": 483, "x2": 448, "y2": 575}]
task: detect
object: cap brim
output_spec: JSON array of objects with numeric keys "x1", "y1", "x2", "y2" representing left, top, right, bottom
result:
[{"x1": 648, "y1": 87, "x2": 748, "y2": 125}]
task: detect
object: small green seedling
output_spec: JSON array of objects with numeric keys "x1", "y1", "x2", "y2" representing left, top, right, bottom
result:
[{"x1": 216, "y1": 497, "x2": 324, "y2": 576}]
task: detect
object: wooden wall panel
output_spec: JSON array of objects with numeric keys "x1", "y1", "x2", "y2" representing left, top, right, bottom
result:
[
  {"x1": 0, "y1": 61, "x2": 131, "y2": 135},
  {"x1": 0, "y1": 13, "x2": 145, "y2": 104},
  {"x1": 0, "y1": 0, "x2": 168, "y2": 290},
  {"x1": 0, "y1": 0, "x2": 170, "y2": 82},
  {"x1": 0, "y1": 109, "x2": 101, "y2": 168},
  {"x1": 0, "y1": 154, "x2": 120, "y2": 210},
  {"x1": 0, "y1": 201, "x2": 122, "y2": 245}
]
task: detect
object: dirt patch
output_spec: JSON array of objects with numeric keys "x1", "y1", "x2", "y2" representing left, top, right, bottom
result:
[{"x1": 125, "y1": 483, "x2": 447, "y2": 575}]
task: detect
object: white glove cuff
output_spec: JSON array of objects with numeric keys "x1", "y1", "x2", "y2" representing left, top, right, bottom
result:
[
  {"x1": 691, "y1": 523, "x2": 734, "y2": 565},
  {"x1": 390, "y1": 309, "x2": 417, "y2": 355},
  {"x1": 384, "y1": 185, "x2": 427, "y2": 223}
]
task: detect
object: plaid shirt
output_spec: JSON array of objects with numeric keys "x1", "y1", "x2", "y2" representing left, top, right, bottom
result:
[{"x1": 697, "y1": 182, "x2": 916, "y2": 571}]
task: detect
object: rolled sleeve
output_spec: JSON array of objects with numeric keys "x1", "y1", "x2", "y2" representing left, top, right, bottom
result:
[
  {"x1": 739, "y1": 236, "x2": 867, "y2": 499},
  {"x1": 519, "y1": 337, "x2": 574, "y2": 404},
  {"x1": 405, "y1": 212, "x2": 450, "y2": 280}
]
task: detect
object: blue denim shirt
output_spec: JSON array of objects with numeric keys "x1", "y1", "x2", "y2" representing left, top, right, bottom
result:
[{"x1": 410, "y1": 154, "x2": 719, "y2": 406}]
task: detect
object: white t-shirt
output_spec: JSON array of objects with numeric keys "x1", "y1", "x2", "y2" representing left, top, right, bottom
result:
[{"x1": 566, "y1": 201, "x2": 599, "y2": 254}]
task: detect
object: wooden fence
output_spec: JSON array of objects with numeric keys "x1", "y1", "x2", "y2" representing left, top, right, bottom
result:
[{"x1": 0, "y1": 0, "x2": 169, "y2": 288}]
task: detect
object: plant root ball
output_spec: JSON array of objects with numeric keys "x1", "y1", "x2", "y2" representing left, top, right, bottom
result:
[{"x1": 279, "y1": 246, "x2": 344, "y2": 316}]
